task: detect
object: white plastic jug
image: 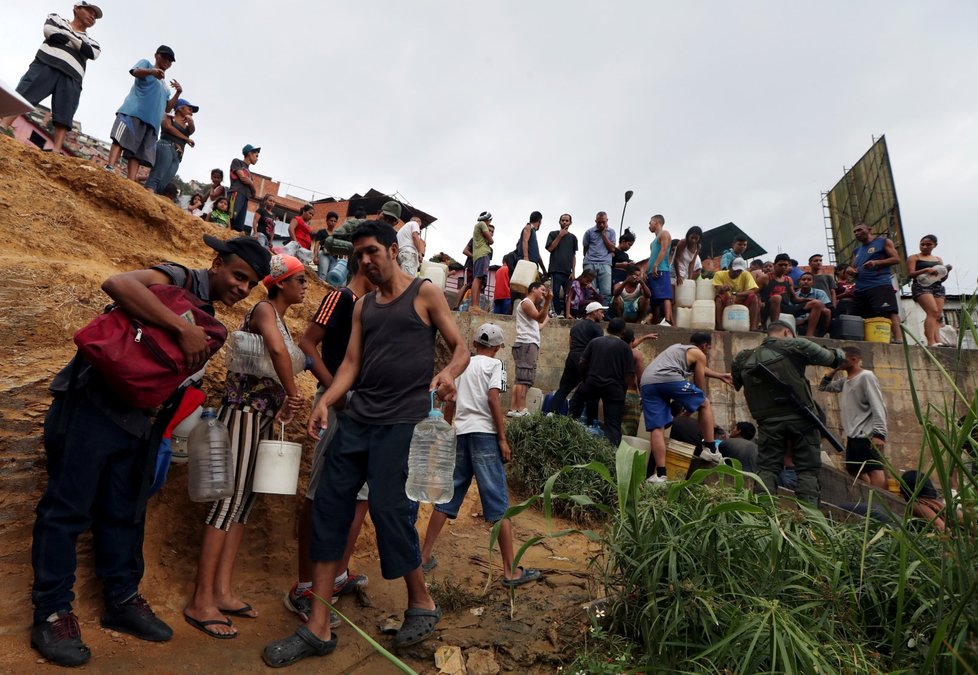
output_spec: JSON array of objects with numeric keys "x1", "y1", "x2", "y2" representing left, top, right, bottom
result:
[
  {"x1": 674, "y1": 306, "x2": 692, "y2": 329},
  {"x1": 510, "y1": 260, "x2": 538, "y2": 295},
  {"x1": 526, "y1": 387, "x2": 544, "y2": 413},
  {"x1": 691, "y1": 299, "x2": 715, "y2": 330},
  {"x1": 420, "y1": 261, "x2": 448, "y2": 290},
  {"x1": 722, "y1": 304, "x2": 750, "y2": 332},
  {"x1": 253, "y1": 423, "x2": 302, "y2": 495},
  {"x1": 695, "y1": 276, "x2": 715, "y2": 301},
  {"x1": 674, "y1": 280, "x2": 696, "y2": 308}
]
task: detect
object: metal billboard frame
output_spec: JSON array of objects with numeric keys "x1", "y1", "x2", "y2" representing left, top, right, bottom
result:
[{"x1": 822, "y1": 135, "x2": 908, "y2": 281}]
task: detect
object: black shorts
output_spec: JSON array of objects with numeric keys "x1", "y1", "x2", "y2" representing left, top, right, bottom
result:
[
  {"x1": 844, "y1": 436, "x2": 885, "y2": 476},
  {"x1": 16, "y1": 61, "x2": 82, "y2": 128},
  {"x1": 852, "y1": 286, "x2": 899, "y2": 318}
]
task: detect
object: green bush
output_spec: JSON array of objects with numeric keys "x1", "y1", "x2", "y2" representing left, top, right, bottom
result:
[{"x1": 506, "y1": 413, "x2": 618, "y2": 524}]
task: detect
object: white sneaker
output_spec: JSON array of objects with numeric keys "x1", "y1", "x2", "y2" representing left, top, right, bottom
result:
[
  {"x1": 646, "y1": 474, "x2": 669, "y2": 485},
  {"x1": 700, "y1": 449, "x2": 724, "y2": 464},
  {"x1": 515, "y1": 408, "x2": 530, "y2": 417},
  {"x1": 506, "y1": 410, "x2": 521, "y2": 418}
]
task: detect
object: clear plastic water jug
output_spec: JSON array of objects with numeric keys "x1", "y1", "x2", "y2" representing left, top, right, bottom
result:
[
  {"x1": 327, "y1": 258, "x2": 349, "y2": 287},
  {"x1": 187, "y1": 408, "x2": 234, "y2": 502},
  {"x1": 405, "y1": 392, "x2": 457, "y2": 504},
  {"x1": 225, "y1": 331, "x2": 305, "y2": 382}
]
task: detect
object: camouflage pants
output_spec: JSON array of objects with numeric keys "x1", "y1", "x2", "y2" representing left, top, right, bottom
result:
[{"x1": 754, "y1": 416, "x2": 822, "y2": 506}]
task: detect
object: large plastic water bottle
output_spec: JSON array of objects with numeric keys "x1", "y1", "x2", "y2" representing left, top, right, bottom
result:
[
  {"x1": 327, "y1": 258, "x2": 349, "y2": 287},
  {"x1": 225, "y1": 331, "x2": 305, "y2": 382},
  {"x1": 187, "y1": 408, "x2": 234, "y2": 502},
  {"x1": 405, "y1": 392, "x2": 457, "y2": 504}
]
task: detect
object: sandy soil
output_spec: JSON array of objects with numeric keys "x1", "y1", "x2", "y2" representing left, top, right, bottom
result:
[{"x1": 0, "y1": 137, "x2": 597, "y2": 673}]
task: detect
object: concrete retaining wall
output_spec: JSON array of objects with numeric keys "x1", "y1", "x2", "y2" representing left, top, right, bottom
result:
[{"x1": 444, "y1": 313, "x2": 978, "y2": 474}]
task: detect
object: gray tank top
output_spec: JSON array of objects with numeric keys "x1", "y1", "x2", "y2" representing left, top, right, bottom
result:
[
  {"x1": 346, "y1": 278, "x2": 436, "y2": 425},
  {"x1": 640, "y1": 343, "x2": 694, "y2": 386}
]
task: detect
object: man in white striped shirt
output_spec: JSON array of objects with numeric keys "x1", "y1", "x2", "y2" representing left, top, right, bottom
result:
[{"x1": 2, "y1": 3, "x2": 103, "y2": 153}]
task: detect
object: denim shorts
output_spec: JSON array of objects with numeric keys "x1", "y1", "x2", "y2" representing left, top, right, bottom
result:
[
  {"x1": 435, "y1": 432, "x2": 509, "y2": 522},
  {"x1": 641, "y1": 381, "x2": 706, "y2": 430}
]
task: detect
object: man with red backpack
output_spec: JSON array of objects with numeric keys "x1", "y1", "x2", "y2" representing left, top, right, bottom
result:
[{"x1": 30, "y1": 234, "x2": 270, "y2": 667}]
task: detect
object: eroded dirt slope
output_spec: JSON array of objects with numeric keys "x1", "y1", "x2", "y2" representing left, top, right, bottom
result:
[{"x1": 0, "y1": 137, "x2": 595, "y2": 673}]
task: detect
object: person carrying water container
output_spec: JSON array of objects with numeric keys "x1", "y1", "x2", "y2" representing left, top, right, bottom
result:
[
  {"x1": 30, "y1": 235, "x2": 270, "y2": 667},
  {"x1": 420, "y1": 323, "x2": 543, "y2": 588},
  {"x1": 263, "y1": 220, "x2": 470, "y2": 667},
  {"x1": 184, "y1": 254, "x2": 306, "y2": 639}
]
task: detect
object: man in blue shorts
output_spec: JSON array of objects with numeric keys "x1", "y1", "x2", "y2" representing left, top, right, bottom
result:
[
  {"x1": 646, "y1": 214, "x2": 673, "y2": 324},
  {"x1": 639, "y1": 332, "x2": 732, "y2": 482}
]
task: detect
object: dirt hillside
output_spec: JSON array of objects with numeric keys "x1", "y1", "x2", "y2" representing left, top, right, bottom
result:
[{"x1": 0, "y1": 136, "x2": 595, "y2": 673}]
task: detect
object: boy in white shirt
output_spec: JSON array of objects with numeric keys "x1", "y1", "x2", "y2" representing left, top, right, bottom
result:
[{"x1": 420, "y1": 323, "x2": 542, "y2": 587}]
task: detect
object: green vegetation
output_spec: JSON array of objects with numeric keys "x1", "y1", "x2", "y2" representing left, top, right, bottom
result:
[
  {"x1": 506, "y1": 413, "x2": 618, "y2": 525},
  {"x1": 498, "y1": 303, "x2": 978, "y2": 672}
]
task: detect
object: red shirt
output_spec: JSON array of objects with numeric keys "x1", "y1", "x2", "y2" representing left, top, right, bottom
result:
[
  {"x1": 494, "y1": 266, "x2": 511, "y2": 300},
  {"x1": 292, "y1": 216, "x2": 312, "y2": 250}
]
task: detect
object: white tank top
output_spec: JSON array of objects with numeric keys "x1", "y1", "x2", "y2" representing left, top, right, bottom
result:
[{"x1": 515, "y1": 298, "x2": 541, "y2": 346}]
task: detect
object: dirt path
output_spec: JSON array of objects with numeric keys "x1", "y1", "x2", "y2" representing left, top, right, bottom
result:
[{"x1": 0, "y1": 137, "x2": 597, "y2": 672}]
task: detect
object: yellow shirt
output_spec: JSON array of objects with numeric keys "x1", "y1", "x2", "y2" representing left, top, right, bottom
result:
[{"x1": 712, "y1": 270, "x2": 758, "y2": 294}]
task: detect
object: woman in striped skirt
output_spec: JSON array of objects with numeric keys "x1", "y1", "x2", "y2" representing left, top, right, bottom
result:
[{"x1": 183, "y1": 255, "x2": 307, "y2": 638}]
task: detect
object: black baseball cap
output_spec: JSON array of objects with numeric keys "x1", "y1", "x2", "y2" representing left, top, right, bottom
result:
[
  {"x1": 203, "y1": 234, "x2": 271, "y2": 278},
  {"x1": 156, "y1": 45, "x2": 176, "y2": 62}
]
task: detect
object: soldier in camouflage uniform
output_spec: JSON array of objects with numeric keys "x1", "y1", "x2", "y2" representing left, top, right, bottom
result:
[{"x1": 731, "y1": 320, "x2": 844, "y2": 505}]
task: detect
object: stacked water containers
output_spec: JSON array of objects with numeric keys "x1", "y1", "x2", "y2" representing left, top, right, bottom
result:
[
  {"x1": 673, "y1": 279, "x2": 697, "y2": 329},
  {"x1": 690, "y1": 276, "x2": 716, "y2": 330}
]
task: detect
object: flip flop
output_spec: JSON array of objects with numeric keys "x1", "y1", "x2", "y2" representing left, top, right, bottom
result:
[
  {"x1": 218, "y1": 603, "x2": 257, "y2": 618},
  {"x1": 421, "y1": 555, "x2": 438, "y2": 574},
  {"x1": 392, "y1": 606, "x2": 441, "y2": 649},
  {"x1": 502, "y1": 567, "x2": 543, "y2": 588},
  {"x1": 183, "y1": 613, "x2": 237, "y2": 640}
]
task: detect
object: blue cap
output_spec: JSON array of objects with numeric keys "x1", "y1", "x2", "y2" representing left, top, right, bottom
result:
[{"x1": 175, "y1": 98, "x2": 199, "y2": 113}]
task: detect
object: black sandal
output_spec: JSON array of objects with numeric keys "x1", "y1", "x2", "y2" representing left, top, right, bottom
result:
[
  {"x1": 262, "y1": 626, "x2": 337, "y2": 668},
  {"x1": 392, "y1": 606, "x2": 441, "y2": 649}
]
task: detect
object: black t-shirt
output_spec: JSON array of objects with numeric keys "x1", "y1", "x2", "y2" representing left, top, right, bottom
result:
[
  {"x1": 545, "y1": 230, "x2": 578, "y2": 275},
  {"x1": 254, "y1": 207, "x2": 275, "y2": 240},
  {"x1": 611, "y1": 248, "x2": 632, "y2": 284},
  {"x1": 229, "y1": 158, "x2": 252, "y2": 196},
  {"x1": 580, "y1": 335, "x2": 634, "y2": 393},
  {"x1": 569, "y1": 319, "x2": 604, "y2": 356},
  {"x1": 312, "y1": 287, "x2": 358, "y2": 375}
]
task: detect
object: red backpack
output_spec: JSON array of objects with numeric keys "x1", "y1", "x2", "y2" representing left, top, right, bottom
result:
[{"x1": 73, "y1": 281, "x2": 228, "y2": 408}]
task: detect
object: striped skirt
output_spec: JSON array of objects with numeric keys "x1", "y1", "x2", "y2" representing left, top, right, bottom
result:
[{"x1": 205, "y1": 404, "x2": 275, "y2": 530}]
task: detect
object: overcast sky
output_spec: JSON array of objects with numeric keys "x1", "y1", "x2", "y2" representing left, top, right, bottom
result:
[{"x1": 4, "y1": 1, "x2": 977, "y2": 291}]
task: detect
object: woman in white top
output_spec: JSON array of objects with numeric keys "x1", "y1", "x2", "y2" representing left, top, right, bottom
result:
[
  {"x1": 671, "y1": 226, "x2": 703, "y2": 290},
  {"x1": 506, "y1": 282, "x2": 551, "y2": 416}
]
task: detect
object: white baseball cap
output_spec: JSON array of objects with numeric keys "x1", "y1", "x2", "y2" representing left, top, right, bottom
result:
[
  {"x1": 584, "y1": 301, "x2": 608, "y2": 314},
  {"x1": 731, "y1": 257, "x2": 749, "y2": 272}
]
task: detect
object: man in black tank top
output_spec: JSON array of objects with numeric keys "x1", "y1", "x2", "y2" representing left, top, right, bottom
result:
[{"x1": 264, "y1": 221, "x2": 470, "y2": 667}]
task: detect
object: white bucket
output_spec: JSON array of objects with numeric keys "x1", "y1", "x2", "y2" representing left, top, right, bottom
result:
[
  {"x1": 695, "y1": 276, "x2": 715, "y2": 301},
  {"x1": 722, "y1": 304, "x2": 750, "y2": 332},
  {"x1": 526, "y1": 387, "x2": 544, "y2": 413},
  {"x1": 420, "y1": 261, "x2": 448, "y2": 290},
  {"x1": 674, "y1": 306, "x2": 692, "y2": 329},
  {"x1": 253, "y1": 424, "x2": 302, "y2": 495},
  {"x1": 172, "y1": 405, "x2": 204, "y2": 440},
  {"x1": 510, "y1": 260, "x2": 538, "y2": 295},
  {"x1": 674, "y1": 280, "x2": 696, "y2": 308},
  {"x1": 691, "y1": 299, "x2": 715, "y2": 330}
]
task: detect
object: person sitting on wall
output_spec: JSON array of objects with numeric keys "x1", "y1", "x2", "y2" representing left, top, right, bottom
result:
[
  {"x1": 712, "y1": 257, "x2": 760, "y2": 331},
  {"x1": 610, "y1": 265, "x2": 650, "y2": 323},
  {"x1": 565, "y1": 269, "x2": 602, "y2": 319}
]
